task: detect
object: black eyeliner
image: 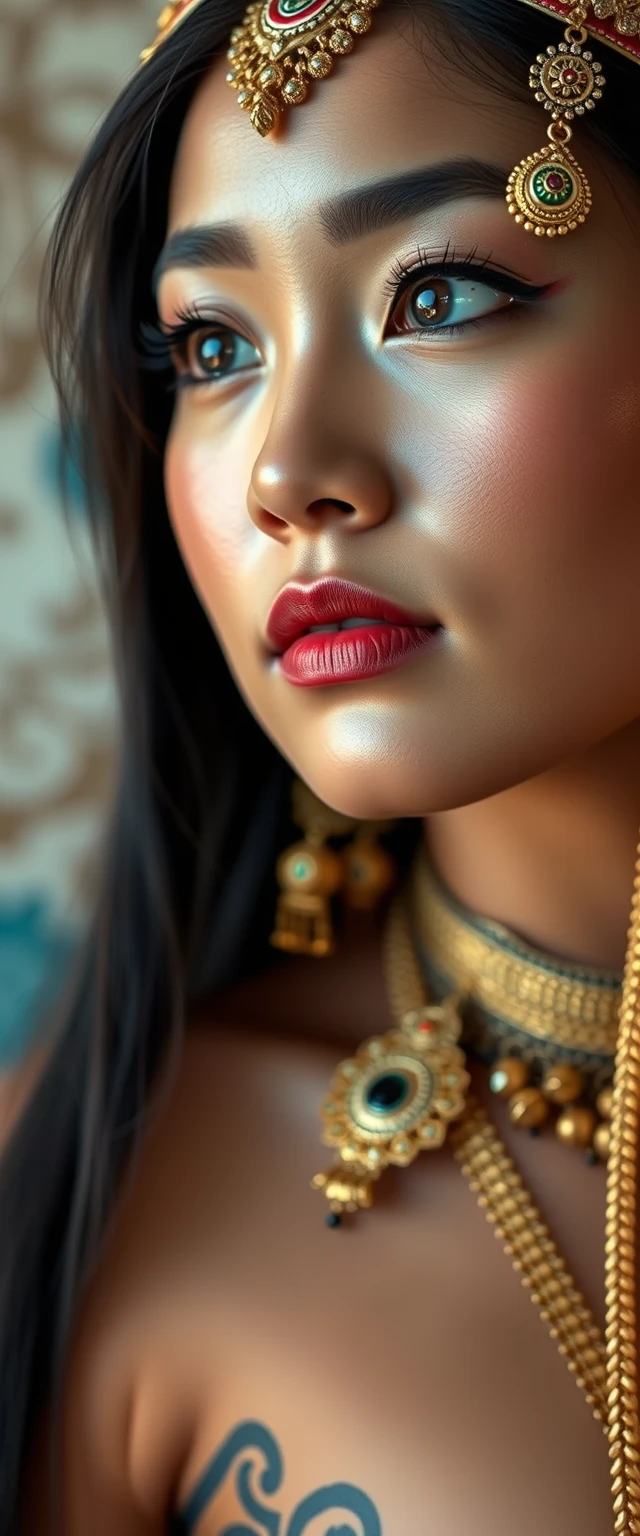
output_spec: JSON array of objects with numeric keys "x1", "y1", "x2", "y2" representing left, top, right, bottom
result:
[{"x1": 384, "y1": 255, "x2": 550, "y2": 306}]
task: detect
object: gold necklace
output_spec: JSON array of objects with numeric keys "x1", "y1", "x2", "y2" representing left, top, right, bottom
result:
[
  {"x1": 312, "y1": 835, "x2": 640, "y2": 1531},
  {"x1": 411, "y1": 848, "x2": 619, "y2": 1160}
]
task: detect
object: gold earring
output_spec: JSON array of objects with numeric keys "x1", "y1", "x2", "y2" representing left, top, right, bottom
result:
[
  {"x1": 270, "y1": 779, "x2": 356, "y2": 957},
  {"x1": 342, "y1": 822, "x2": 397, "y2": 911}
]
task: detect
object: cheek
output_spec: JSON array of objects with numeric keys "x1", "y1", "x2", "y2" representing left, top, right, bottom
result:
[
  {"x1": 164, "y1": 422, "x2": 254, "y2": 627},
  {"x1": 411, "y1": 342, "x2": 640, "y2": 644}
]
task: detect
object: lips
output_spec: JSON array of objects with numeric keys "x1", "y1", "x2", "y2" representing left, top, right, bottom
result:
[{"x1": 266, "y1": 578, "x2": 442, "y2": 687}]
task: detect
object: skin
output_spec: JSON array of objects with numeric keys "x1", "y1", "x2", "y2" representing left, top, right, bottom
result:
[
  {"x1": 159, "y1": 8, "x2": 640, "y2": 973},
  {"x1": 20, "y1": 12, "x2": 640, "y2": 1534}
]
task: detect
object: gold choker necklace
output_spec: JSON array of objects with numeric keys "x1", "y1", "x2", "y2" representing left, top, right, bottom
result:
[{"x1": 410, "y1": 848, "x2": 619, "y2": 1159}]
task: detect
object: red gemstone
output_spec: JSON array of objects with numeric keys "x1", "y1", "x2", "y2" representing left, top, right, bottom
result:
[
  {"x1": 419, "y1": 1021, "x2": 436, "y2": 1033},
  {"x1": 561, "y1": 67, "x2": 577, "y2": 81},
  {"x1": 546, "y1": 172, "x2": 564, "y2": 190}
]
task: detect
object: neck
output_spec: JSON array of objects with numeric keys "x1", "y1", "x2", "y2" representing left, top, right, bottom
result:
[{"x1": 424, "y1": 717, "x2": 640, "y2": 973}]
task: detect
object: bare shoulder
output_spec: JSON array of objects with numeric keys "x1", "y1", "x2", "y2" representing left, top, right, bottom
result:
[{"x1": 34, "y1": 1023, "x2": 330, "y2": 1531}]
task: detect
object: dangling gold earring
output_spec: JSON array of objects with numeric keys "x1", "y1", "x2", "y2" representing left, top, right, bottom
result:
[
  {"x1": 270, "y1": 780, "x2": 357, "y2": 957},
  {"x1": 342, "y1": 822, "x2": 397, "y2": 911}
]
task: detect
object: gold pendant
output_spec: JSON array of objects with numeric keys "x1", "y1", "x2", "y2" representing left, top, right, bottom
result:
[
  {"x1": 311, "y1": 995, "x2": 469, "y2": 1224},
  {"x1": 506, "y1": 131, "x2": 592, "y2": 236},
  {"x1": 226, "y1": 0, "x2": 382, "y2": 136},
  {"x1": 506, "y1": 26, "x2": 605, "y2": 236}
]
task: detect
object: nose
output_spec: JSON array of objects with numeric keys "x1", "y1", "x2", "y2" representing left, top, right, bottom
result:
[{"x1": 247, "y1": 392, "x2": 394, "y2": 540}]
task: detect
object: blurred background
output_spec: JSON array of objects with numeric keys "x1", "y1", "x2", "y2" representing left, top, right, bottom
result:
[{"x1": 0, "y1": 0, "x2": 157, "y2": 1105}]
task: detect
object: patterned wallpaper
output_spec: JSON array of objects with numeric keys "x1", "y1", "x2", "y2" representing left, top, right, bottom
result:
[{"x1": 0, "y1": 0, "x2": 158, "y2": 1083}]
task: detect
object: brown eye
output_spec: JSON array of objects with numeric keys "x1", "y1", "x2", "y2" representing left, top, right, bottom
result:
[
  {"x1": 173, "y1": 325, "x2": 261, "y2": 384},
  {"x1": 185, "y1": 327, "x2": 236, "y2": 378},
  {"x1": 387, "y1": 273, "x2": 515, "y2": 338},
  {"x1": 391, "y1": 277, "x2": 453, "y2": 335}
]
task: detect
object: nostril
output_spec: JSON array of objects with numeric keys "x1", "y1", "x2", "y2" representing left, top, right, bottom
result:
[{"x1": 307, "y1": 497, "x2": 357, "y2": 514}]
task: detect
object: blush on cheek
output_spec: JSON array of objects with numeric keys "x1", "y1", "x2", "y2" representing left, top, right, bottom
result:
[
  {"x1": 485, "y1": 350, "x2": 630, "y2": 550},
  {"x1": 164, "y1": 433, "x2": 250, "y2": 595}
]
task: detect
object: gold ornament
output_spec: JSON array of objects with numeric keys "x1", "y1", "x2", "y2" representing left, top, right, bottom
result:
[
  {"x1": 592, "y1": 1120, "x2": 611, "y2": 1161},
  {"x1": 140, "y1": 0, "x2": 205, "y2": 64},
  {"x1": 412, "y1": 846, "x2": 621, "y2": 1059},
  {"x1": 489, "y1": 1056, "x2": 531, "y2": 1098},
  {"x1": 542, "y1": 1062, "x2": 584, "y2": 1103},
  {"x1": 225, "y1": 0, "x2": 382, "y2": 136},
  {"x1": 342, "y1": 823, "x2": 396, "y2": 911},
  {"x1": 508, "y1": 1085, "x2": 551, "y2": 1129},
  {"x1": 270, "y1": 779, "x2": 355, "y2": 956},
  {"x1": 312, "y1": 993, "x2": 469, "y2": 1223},
  {"x1": 519, "y1": 0, "x2": 640, "y2": 54},
  {"x1": 342, "y1": 818, "x2": 640, "y2": 1536},
  {"x1": 556, "y1": 1103, "x2": 598, "y2": 1147},
  {"x1": 506, "y1": 7, "x2": 605, "y2": 237},
  {"x1": 596, "y1": 1083, "x2": 614, "y2": 1119},
  {"x1": 378, "y1": 880, "x2": 609, "y2": 1423}
]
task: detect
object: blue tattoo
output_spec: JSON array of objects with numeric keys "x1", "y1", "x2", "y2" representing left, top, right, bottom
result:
[{"x1": 169, "y1": 1419, "x2": 382, "y2": 1535}]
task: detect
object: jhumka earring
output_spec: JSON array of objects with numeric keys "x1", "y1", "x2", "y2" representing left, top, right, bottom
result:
[
  {"x1": 270, "y1": 779, "x2": 396, "y2": 956},
  {"x1": 506, "y1": 3, "x2": 606, "y2": 236}
]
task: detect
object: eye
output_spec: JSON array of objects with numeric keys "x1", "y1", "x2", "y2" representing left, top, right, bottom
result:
[
  {"x1": 388, "y1": 273, "x2": 515, "y2": 338},
  {"x1": 172, "y1": 323, "x2": 262, "y2": 385}
]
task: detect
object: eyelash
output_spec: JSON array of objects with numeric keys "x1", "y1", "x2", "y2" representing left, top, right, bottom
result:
[{"x1": 140, "y1": 247, "x2": 550, "y2": 388}]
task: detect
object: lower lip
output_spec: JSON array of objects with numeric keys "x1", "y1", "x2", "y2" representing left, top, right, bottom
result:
[{"x1": 278, "y1": 623, "x2": 441, "y2": 687}]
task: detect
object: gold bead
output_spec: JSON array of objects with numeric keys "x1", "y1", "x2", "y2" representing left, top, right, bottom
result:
[
  {"x1": 347, "y1": 9, "x2": 372, "y2": 31},
  {"x1": 556, "y1": 1105, "x2": 597, "y2": 1149},
  {"x1": 282, "y1": 77, "x2": 308, "y2": 104},
  {"x1": 329, "y1": 28, "x2": 354, "y2": 52},
  {"x1": 308, "y1": 50, "x2": 332, "y2": 77},
  {"x1": 490, "y1": 1057, "x2": 530, "y2": 1099},
  {"x1": 596, "y1": 1085, "x2": 613, "y2": 1120},
  {"x1": 509, "y1": 1087, "x2": 550, "y2": 1129},
  {"x1": 593, "y1": 1121, "x2": 610, "y2": 1162},
  {"x1": 542, "y1": 1063, "x2": 584, "y2": 1105}
]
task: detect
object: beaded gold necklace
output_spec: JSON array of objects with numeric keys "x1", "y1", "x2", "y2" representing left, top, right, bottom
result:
[
  {"x1": 410, "y1": 848, "x2": 619, "y2": 1161},
  {"x1": 311, "y1": 837, "x2": 640, "y2": 1532}
]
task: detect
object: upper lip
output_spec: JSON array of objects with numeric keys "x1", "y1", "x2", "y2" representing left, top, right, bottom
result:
[{"x1": 266, "y1": 577, "x2": 439, "y2": 654}]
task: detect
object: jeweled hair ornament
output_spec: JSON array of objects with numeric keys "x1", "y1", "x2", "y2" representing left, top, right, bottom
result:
[
  {"x1": 140, "y1": 0, "x2": 383, "y2": 135},
  {"x1": 512, "y1": 1, "x2": 640, "y2": 235},
  {"x1": 141, "y1": 0, "x2": 640, "y2": 156}
]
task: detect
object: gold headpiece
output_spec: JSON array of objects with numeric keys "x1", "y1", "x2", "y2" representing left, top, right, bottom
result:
[
  {"x1": 140, "y1": 0, "x2": 383, "y2": 135},
  {"x1": 141, "y1": 1, "x2": 640, "y2": 196}
]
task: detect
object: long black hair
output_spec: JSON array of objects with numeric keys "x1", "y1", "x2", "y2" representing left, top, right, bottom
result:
[{"x1": 1, "y1": 0, "x2": 638, "y2": 1526}]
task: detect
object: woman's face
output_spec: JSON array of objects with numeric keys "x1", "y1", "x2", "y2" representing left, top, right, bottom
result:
[{"x1": 158, "y1": 11, "x2": 640, "y2": 818}]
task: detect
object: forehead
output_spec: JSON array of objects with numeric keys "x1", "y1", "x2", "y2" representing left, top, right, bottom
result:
[{"x1": 167, "y1": 12, "x2": 536, "y2": 234}]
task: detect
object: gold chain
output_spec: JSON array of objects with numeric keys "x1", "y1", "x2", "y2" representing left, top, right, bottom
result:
[
  {"x1": 604, "y1": 840, "x2": 640, "y2": 1534},
  {"x1": 450, "y1": 1104, "x2": 607, "y2": 1424},
  {"x1": 386, "y1": 829, "x2": 640, "y2": 1529},
  {"x1": 383, "y1": 894, "x2": 608, "y2": 1425}
]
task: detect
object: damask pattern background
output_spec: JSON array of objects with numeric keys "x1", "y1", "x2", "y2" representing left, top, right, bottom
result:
[{"x1": 0, "y1": 0, "x2": 157, "y2": 1079}]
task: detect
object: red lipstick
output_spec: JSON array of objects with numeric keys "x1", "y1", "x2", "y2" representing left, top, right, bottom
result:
[{"x1": 266, "y1": 578, "x2": 442, "y2": 687}]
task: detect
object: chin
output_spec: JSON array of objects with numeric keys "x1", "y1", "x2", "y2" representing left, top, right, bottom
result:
[{"x1": 281, "y1": 746, "x2": 528, "y2": 822}]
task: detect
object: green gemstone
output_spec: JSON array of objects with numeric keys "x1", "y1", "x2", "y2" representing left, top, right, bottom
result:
[
  {"x1": 292, "y1": 859, "x2": 310, "y2": 879},
  {"x1": 531, "y1": 163, "x2": 575, "y2": 208}
]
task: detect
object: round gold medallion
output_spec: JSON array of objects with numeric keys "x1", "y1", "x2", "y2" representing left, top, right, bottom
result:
[{"x1": 506, "y1": 139, "x2": 592, "y2": 236}]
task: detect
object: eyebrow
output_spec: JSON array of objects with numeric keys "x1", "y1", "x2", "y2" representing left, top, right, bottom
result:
[{"x1": 152, "y1": 157, "x2": 508, "y2": 292}]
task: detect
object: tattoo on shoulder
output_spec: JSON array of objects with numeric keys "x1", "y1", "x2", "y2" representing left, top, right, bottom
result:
[{"x1": 170, "y1": 1418, "x2": 383, "y2": 1534}]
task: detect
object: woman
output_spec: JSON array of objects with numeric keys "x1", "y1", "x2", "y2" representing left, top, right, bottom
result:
[{"x1": 2, "y1": 0, "x2": 640, "y2": 1529}]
